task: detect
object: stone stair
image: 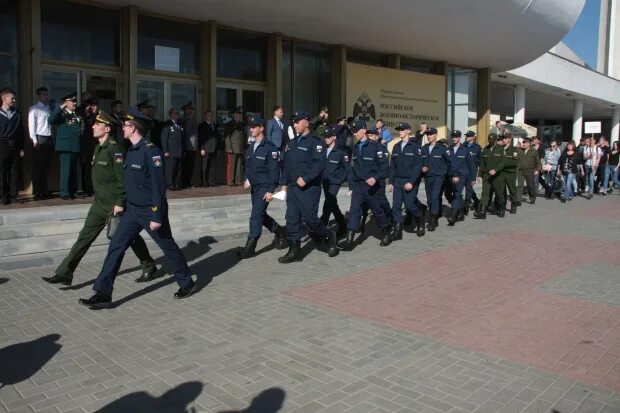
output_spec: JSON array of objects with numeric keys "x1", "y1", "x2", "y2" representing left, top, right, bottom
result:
[{"x1": 0, "y1": 192, "x2": 352, "y2": 271}]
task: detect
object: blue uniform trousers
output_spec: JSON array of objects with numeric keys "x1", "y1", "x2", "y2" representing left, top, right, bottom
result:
[
  {"x1": 249, "y1": 186, "x2": 278, "y2": 238},
  {"x1": 285, "y1": 185, "x2": 328, "y2": 242},
  {"x1": 321, "y1": 182, "x2": 345, "y2": 225},
  {"x1": 447, "y1": 176, "x2": 466, "y2": 210},
  {"x1": 347, "y1": 182, "x2": 389, "y2": 231},
  {"x1": 93, "y1": 204, "x2": 192, "y2": 296},
  {"x1": 391, "y1": 178, "x2": 421, "y2": 223},
  {"x1": 425, "y1": 176, "x2": 444, "y2": 215}
]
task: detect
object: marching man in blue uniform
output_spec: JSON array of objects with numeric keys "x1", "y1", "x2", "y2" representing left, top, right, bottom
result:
[
  {"x1": 278, "y1": 111, "x2": 339, "y2": 263},
  {"x1": 320, "y1": 125, "x2": 352, "y2": 236},
  {"x1": 79, "y1": 107, "x2": 196, "y2": 308},
  {"x1": 387, "y1": 122, "x2": 425, "y2": 239},
  {"x1": 238, "y1": 116, "x2": 287, "y2": 259},
  {"x1": 421, "y1": 127, "x2": 448, "y2": 232},
  {"x1": 464, "y1": 130, "x2": 482, "y2": 214},
  {"x1": 445, "y1": 130, "x2": 475, "y2": 226},
  {"x1": 339, "y1": 120, "x2": 392, "y2": 251}
]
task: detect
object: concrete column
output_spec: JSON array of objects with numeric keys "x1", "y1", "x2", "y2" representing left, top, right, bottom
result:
[
  {"x1": 514, "y1": 85, "x2": 525, "y2": 124},
  {"x1": 121, "y1": 6, "x2": 138, "y2": 105},
  {"x1": 611, "y1": 107, "x2": 620, "y2": 145},
  {"x1": 200, "y1": 21, "x2": 217, "y2": 112},
  {"x1": 572, "y1": 99, "x2": 583, "y2": 142},
  {"x1": 330, "y1": 45, "x2": 347, "y2": 117},
  {"x1": 476, "y1": 68, "x2": 491, "y2": 144}
]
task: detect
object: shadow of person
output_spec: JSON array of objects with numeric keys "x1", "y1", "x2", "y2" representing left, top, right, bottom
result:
[
  {"x1": 95, "y1": 381, "x2": 203, "y2": 413},
  {"x1": 0, "y1": 277, "x2": 8, "y2": 285},
  {"x1": 0, "y1": 334, "x2": 61, "y2": 389},
  {"x1": 117, "y1": 236, "x2": 217, "y2": 277},
  {"x1": 217, "y1": 387, "x2": 285, "y2": 413},
  {"x1": 190, "y1": 247, "x2": 242, "y2": 292}
]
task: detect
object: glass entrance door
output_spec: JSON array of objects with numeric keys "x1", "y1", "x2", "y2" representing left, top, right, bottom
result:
[
  {"x1": 136, "y1": 77, "x2": 198, "y2": 122},
  {"x1": 85, "y1": 74, "x2": 117, "y2": 113},
  {"x1": 41, "y1": 67, "x2": 119, "y2": 109},
  {"x1": 215, "y1": 84, "x2": 265, "y2": 125}
]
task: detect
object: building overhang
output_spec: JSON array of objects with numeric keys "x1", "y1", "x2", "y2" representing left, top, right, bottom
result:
[{"x1": 101, "y1": 0, "x2": 585, "y2": 71}]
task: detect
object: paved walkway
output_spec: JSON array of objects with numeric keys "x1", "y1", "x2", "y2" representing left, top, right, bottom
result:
[{"x1": 1, "y1": 193, "x2": 619, "y2": 413}]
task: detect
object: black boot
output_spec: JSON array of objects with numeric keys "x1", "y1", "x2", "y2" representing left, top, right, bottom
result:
[
  {"x1": 78, "y1": 292, "x2": 112, "y2": 308},
  {"x1": 510, "y1": 203, "x2": 517, "y2": 214},
  {"x1": 42, "y1": 274, "x2": 72, "y2": 286},
  {"x1": 390, "y1": 223, "x2": 403, "y2": 241},
  {"x1": 359, "y1": 212, "x2": 368, "y2": 234},
  {"x1": 380, "y1": 227, "x2": 392, "y2": 246},
  {"x1": 427, "y1": 214, "x2": 438, "y2": 232},
  {"x1": 336, "y1": 216, "x2": 347, "y2": 237},
  {"x1": 238, "y1": 237, "x2": 258, "y2": 259},
  {"x1": 339, "y1": 231, "x2": 356, "y2": 251},
  {"x1": 457, "y1": 209, "x2": 465, "y2": 222},
  {"x1": 326, "y1": 230, "x2": 339, "y2": 257},
  {"x1": 447, "y1": 209, "x2": 457, "y2": 226},
  {"x1": 473, "y1": 206, "x2": 486, "y2": 219},
  {"x1": 274, "y1": 225, "x2": 287, "y2": 250},
  {"x1": 413, "y1": 215, "x2": 425, "y2": 237},
  {"x1": 530, "y1": 196, "x2": 536, "y2": 204},
  {"x1": 463, "y1": 204, "x2": 469, "y2": 216},
  {"x1": 403, "y1": 211, "x2": 412, "y2": 226},
  {"x1": 278, "y1": 241, "x2": 302, "y2": 263},
  {"x1": 497, "y1": 205, "x2": 506, "y2": 218}
]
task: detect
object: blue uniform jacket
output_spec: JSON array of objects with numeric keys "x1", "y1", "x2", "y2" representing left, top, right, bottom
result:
[
  {"x1": 351, "y1": 139, "x2": 387, "y2": 183},
  {"x1": 388, "y1": 139, "x2": 422, "y2": 184},
  {"x1": 421, "y1": 144, "x2": 449, "y2": 177},
  {"x1": 244, "y1": 139, "x2": 280, "y2": 191},
  {"x1": 322, "y1": 146, "x2": 352, "y2": 185},
  {"x1": 465, "y1": 142, "x2": 482, "y2": 180},
  {"x1": 124, "y1": 139, "x2": 167, "y2": 223},
  {"x1": 447, "y1": 144, "x2": 475, "y2": 178},
  {"x1": 281, "y1": 132, "x2": 325, "y2": 186}
]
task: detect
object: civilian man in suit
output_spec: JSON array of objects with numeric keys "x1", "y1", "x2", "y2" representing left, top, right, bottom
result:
[
  {"x1": 161, "y1": 108, "x2": 184, "y2": 190},
  {"x1": 266, "y1": 105, "x2": 285, "y2": 151},
  {"x1": 197, "y1": 109, "x2": 219, "y2": 187},
  {"x1": 181, "y1": 101, "x2": 198, "y2": 189}
]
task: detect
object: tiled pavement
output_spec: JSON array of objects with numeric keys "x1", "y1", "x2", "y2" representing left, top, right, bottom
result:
[{"x1": 0, "y1": 193, "x2": 619, "y2": 413}]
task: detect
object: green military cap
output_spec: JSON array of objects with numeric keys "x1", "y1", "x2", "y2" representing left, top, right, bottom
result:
[
  {"x1": 488, "y1": 133, "x2": 498, "y2": 141},
  {"x1": 95, "y1": 110, "x2": 120, "y2": 127},
  {"x1": 521, "y1": 136, "x2": 533, "y2": 142}
]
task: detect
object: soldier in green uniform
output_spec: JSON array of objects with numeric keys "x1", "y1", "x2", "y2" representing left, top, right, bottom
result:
[
  {"x1": 499, "y1": 133, "x2": 519, "y2": 214},
  {"x1": 516, "y1": 136, "x2": 540, "y2": 204},
  {"x1": 42, "y1": 111, "x2": 157, "y2": 287},
  {"x1": 474, "y1": 133, "x2": 505, "y2": 219},
  {"x1": 49, "y1": 93, "x2": 83, "y2": 200},
  {"x1": 311, "y1": 107, "x2": 329, "y2": 139}
]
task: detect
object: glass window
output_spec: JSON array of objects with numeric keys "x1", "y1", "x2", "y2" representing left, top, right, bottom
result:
[
  {"x1": 401, "y1": 58, "x2": 434, "y2": 74},
  {"x1": 347, "y1": 50, "x2": 386, "y2": 67},
  {"x1": 41, "y1": 0, "x2": 120, "y2": 66},
  {"x1": 0, "y1": 56, "x2": 19, "y2": 94},
  {"x1": 42, "y1": 71, "x2": 79, "y2": 109},
  {"x1": 217, "y1": 29, "x2": 266, "y2": 81},
  {"x1": 137, "y1": 80, "x2": 165, "y2": 120},
  {"x1": 294, "y1": 46, "x2": 331, "y2": 113},
  {"x1": 0, "y1": 0, "x2": 18, "y2": 54},
  {"x1": 447, "y1": 68, "x2": 478, "y2": 133},
  {"x1": 170, "y1": 83, "x2": 195, "y2": 113},
  {"x1": 138, "y1": 15, "x2": 200, "y2": 74},
  {"x1": 282, "y1": 40, "x2": 292, "y2": 118}
]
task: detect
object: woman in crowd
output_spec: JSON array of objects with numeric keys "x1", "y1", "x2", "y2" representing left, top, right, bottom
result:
[
  {"x1": 609, "y1": 141, "x2": 620, "y2": 191},
  {"x1": 558, "y1": 141, "x2": 583, "y2": 202},
  {"x1": 582, "y1": 137, "x2": 601, "y2": 200}
]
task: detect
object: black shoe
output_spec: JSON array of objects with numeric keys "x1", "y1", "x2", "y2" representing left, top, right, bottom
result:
[
  {"x1": 60, "y1": 196, "x2": 70, "y2": 201},
  {"x1": 403, "y1": 212, "x2": 412, "y2": 226},
  {"x1": 326, "y1": 231, "x2": 339, "y2": 257},
  {"x1": 274, "y1": 225, "x2": 288, "y2": 250},
  {"x1": 390, "y1": 223, "x2": 403, "y2": 241},
  {"x1": 497, "y1": 207, "x2": 506, "y2": 218},
  {"x1": 427, "y1": 214, "x2": 437, "y2": 232},
  {"x1": 463, "y1": 204, "x2": 469, "y2": 216},
  {"x1": 412, "y1": 215, "x2": 425, "y2": 237},
  {"x1": 339, "y1": 231, "x2": 356, "y2": 251},
  {"x1": 510, "y1": 204, "x2": 517, "y2": 214},
  {"x1": 78, "y1": 292, "x2": 112, "y2": 308},
  {"x1": 530, "y1": 197, "x2": 536, "y2": 204},
  {"x1": 278, "y1": 241, "x2": 301, "y2": 263},
  {"x1": 447, "y1": 209, "x2": 457, "y2": 226},
  {"x1": 238, "y1": 237, "x2": 258, "y2": 259},
  {"x1": 42, "y1": 274, "x2": 72, "y2": 286},
  {"x1": 457, "y1": 209, "x2": 465, "y2": 222},
  {"x1": 560, "y1": 197, "x2": 566, "y2": 203},
  {"x1": 473, "y1": 207, "x2": 486, "y2": 220},
  {"x1": 379, "y1": 227, "x2": 392, "y2": 246},
  {"x1": 135, "y1": 267, "x2": 158, "y2": 283},
  {"x1": 174, "y1": 282, "x2": 197, "y2": 299}
]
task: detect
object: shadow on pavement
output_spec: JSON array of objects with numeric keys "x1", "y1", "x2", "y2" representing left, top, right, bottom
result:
[
  {"x1": 0, "y1": 334, "x2": 61, "y2": 389},
  {"x1": 94, "y1": 381, "x2": 203, "y2": 413},
  {"x1": 217, "y1": 387, "x2": 286, "y2": 413},
  {"x1": 0, "y1": 277, "x2": 8, "y2": 285}
]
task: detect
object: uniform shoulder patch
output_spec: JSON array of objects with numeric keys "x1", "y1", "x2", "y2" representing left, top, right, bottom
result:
[
  {"x1": 377, "y1": 151, "x2": 383, "y2": 158},
  {"x1": 152, "y1": 155, "x2": 162, "y2": 167},
  {"x1": 151, "y1": 206, "x2": 158, "y2": 212},
  {"x1": 316, "y1": 145, "x2": 323, "y2": 153},
  {"x1": 271, "y1": 151, "x2": 279, "y2": 160},
  {"x1": 114, "y1": 153, "x2": 123, "y2": 163},
  {"x1": 344, "y1": 155, "x2": 349, "y2": 162}
]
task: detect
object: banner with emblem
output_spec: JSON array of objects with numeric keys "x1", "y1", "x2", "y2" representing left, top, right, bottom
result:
[{"x1": 346, "y1": 62, "x2": 446, "y2": 149}]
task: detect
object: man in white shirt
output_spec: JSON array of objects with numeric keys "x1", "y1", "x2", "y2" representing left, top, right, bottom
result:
[{"x1": 28, "y1": 87, "x2": 53, "y2": 200}]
